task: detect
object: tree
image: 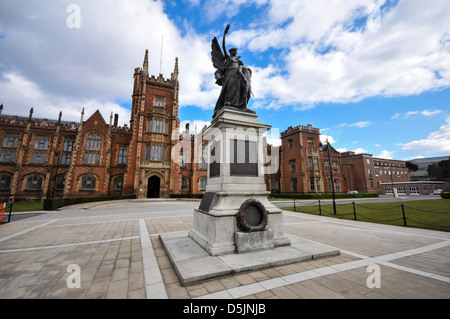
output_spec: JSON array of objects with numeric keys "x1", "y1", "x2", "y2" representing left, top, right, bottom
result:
[
  {"x1": 406, "y1": 161, "x2": 419, "y2": 172},
  {"x1": 427, "y1": 160, "x2": 450, "y2": 181}
]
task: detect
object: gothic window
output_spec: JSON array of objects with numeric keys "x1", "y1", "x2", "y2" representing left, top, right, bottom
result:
[
  {"x1": 55, "y1": 175, "x2": 66, "y2": 190},
  {"x1": 181, "y1": 177, "x2": 188, "y2": 189},
  {"x1": 61, "y1": 137, "x2": 75, "y2": 165},
  {"x1": 334, "y1": 179, "x2": 341, "y2": 192},
  {"x1": 310, "y1": 177, "x2": 315, "y2": 192},
  {"x1": 26, "y1": 175, "x2": 43, "y2": 190},
  {"x1": 147, "y1": 119, "x2": 168, "y2": 134},
  {"x1": 288, "y1": 139, "x2": 293, "y2": 149},
  {"x1": 180, "y1": 148, "x2": 186, "y2": 167},
  {"x1": 154, "y1": 98, "x2": 165, "y2": 108},
  {"x1": 81, "y1": 175, "x2": 96, "y2": 190},
  {"x1": 313, "y1": 157, "x2": 319, "y2": 170},
  {"x1": 118, "y1": 146, "x2": 127, "y2": 165},
  {"x1": 32, "y1": 136, "x2": 49, "y2": 164},
  {"x1": 289, "y1": 159, "x2": 296, "y2": 172},
  {"x1": 333, "y1": 161, "x2": 339, "y2": 172},
  {"x1": 200, "y1": 144, "x2": 207, "y2": 169},
  {"x1": 84, "y1": 133, "x2": 102, "y2": 165},
  {"x1": 0, "y1": 133, "x2": 19, "y2": 163},
  {"x1": 0, "y1": 174, "x2": 12, "y2": 190},
  {"x1": 325, "y1": 160, "x2": 330, "y2": 172},
  {"x1": 145, "y1": 144, "x2": 166, "y2": 161},
  {"x1": 113, "y1": 175, "x2": 124, "y2": 190},
  {"x1": 308, "y1": 157, "x2": 313, "y2": 170},
  {"x1": 199, "y1": 177, "x2": 207, "y2": 191},
  {"x1": 271, "y1": 179, "x2": 278, "y2": 192},
  {"x1": 291, "y1": 178, "x2": 298, "y2": 193}
]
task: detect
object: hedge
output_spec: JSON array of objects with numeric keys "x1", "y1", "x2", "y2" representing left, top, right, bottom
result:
[
  {"x1": 169, "y1": 193, "x2": 379, "y2": 200},
  {"x1": 43, "y1": 194, "x2": 136, "y2": 211},
  {"x1": 441, "y1": 192, "x2": 450, "y2": 199},
  {"x1": 269, "y1": 193, "x2": 379, "y2": 200},
  {"x1": 169, "y1": 194, "x2": 204, "y2": 199}
]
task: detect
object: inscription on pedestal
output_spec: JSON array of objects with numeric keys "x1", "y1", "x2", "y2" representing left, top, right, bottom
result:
[
  {"x1": 230, "y1": 139, "x2": 258, "y2": 177},
  {"x1": 198, "y1": 192, "x2": 217, "y2": 213}
]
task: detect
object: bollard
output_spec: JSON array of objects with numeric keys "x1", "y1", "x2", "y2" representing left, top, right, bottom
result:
[
  {"x1": 293, "y1": 198, "x2": 296, "y2": 212},
  {"x1": 318, "y1": 200, "x2": 322, "y2": 215},
  {"x1": 352, "y1": 201, "x2": 357, "y2": 220}
]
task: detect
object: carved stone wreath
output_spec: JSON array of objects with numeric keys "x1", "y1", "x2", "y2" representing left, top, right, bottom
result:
[{"x1": 237, "y1": 199, "x2": 268, "y2": 232}]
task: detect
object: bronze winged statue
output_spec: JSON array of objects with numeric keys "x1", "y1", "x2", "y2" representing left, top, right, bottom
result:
[{"x1": 211, "y1": 24, "x2": 254, "y2": 119}]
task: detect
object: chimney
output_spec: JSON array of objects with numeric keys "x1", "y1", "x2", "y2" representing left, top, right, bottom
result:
[{"x1": 114, "y1": 114, "x2": 119, "y2": 127}]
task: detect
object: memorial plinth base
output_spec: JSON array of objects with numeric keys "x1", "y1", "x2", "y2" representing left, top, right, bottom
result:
[
  {"x1": 160, "y1": 231, "x2": 340, "y2": 286},
  {"x1": 189, "y1": 191, "x2": 290, "y2": 256}
]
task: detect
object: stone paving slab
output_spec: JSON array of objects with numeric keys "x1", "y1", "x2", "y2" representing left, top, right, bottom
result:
[
  {"x1": 0, "y1": 200, "x2": 449, "y2": 300},
  {"x1": 160, "y1": 231, "x2": 340, "y2": 286}
]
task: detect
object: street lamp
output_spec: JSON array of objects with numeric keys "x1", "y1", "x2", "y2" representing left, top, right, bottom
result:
[
  {"x1": 326, "y1": 139, "x2": 337, "y2": 215},
  {"x1": 52, "y1": 151, "x2": 60, "y2": 199}
]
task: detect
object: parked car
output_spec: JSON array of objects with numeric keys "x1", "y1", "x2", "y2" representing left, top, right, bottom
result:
[
  {"x1": 432, "y1": 189, "x2": 443, "y2": 195},
  {"x1": 347, "y1": 190, "x2": 359, "y2": 194}
]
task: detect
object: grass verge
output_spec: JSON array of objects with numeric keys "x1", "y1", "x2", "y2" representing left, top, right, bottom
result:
[{"x1": 282, "y1": 199, "x2": 450, "y2": 232}]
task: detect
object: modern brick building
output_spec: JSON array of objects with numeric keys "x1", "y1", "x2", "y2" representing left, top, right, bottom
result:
[
  {"x1": 340, "y1": 152, "x2": 411, "y2": 193},
  {"x1": 379, "y1": 181, "x2": 444, "y2": 196}
]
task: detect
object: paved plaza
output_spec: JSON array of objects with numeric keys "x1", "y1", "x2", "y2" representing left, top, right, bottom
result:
[{"x1": 0, "y1": 199, "x2": 449, "y2": 299}]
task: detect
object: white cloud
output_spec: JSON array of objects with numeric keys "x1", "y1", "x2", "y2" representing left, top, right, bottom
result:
[
  {"x1": 320, "y1": 135, "x2": 336, "y2": 144},
  {"x1": 351, "y1": 121, "x2": 371, "y2": 128},
  {"x1": 179, "y1": 119, "x2": 211, "y2": 134},
  {"x1": 231, "y1": 0, "x2": 450, "y2": 109},
  {"x1": 0, "y1": 0, "x2": 219, "y2": 119},
  {"x1": 0, "y1": 72, "x2": 131, "y2": 125},
  {"x1": 376, "y1": 150, "x2": 394, "y2": 159},
  {"x1": 353, "y1": 147, "x2": 369, "y2": 154},
  {"x1": 1, "y1": 0, "x2": 449, "y2": 122},
  {"x1": 338, "y1": 121, "x2": 371, "y2": 128},
  {"x1": 421, "y1": 110, "x2": 442, "y2": 117},
  {"x1": 400, "y1": 116, "x2": 450, "y2": 155},
  {"x1": 392, "y1": 109, "x2": 442, "y2": 119}
]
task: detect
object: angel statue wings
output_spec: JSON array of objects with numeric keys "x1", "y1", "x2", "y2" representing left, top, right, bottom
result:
[{"x1": 211, "y1": 24, "x2": 254, "y2": 119}]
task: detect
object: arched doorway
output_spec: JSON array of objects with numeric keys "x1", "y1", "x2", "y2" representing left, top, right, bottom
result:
[{"x1": 147, "y1": 176, "x2": 161, "y2": 198}]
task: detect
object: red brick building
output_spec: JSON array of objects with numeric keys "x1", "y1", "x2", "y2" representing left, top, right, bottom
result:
[
  {"x1": 275, "y1": 124, "x2": 346, "y2": 194},
  {"x1": 340, "y1": 152, "x2": 410, "y2": 193},
  {"x1": 0, "y1": 51, "x2": 208, "y2": 202}
]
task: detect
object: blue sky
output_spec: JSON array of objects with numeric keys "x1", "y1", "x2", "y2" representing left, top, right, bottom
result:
[{"x1": 0, "y1": 0, "x2": 449, "y2": 160}]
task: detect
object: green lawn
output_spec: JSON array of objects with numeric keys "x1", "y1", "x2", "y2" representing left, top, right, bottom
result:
[
  {"x1": 4, "y1": 201, "x2": 44, "y2": 213},
  {"x1": 282, "y1": 199, "x2": 450, "y2": 232}
]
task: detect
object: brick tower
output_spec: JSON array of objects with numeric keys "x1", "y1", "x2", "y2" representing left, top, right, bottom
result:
[{"x1": 125, "y1": 50, "x2": 180, "y2": 198}]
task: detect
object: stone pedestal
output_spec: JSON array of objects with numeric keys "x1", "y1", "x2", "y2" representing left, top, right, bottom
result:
[
  {"x1": 188, "y1": 108, "x2": 290, "y2": 256},
  {"x1": 160, "y1": 108, "x2": 340, "y2": 286}
]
